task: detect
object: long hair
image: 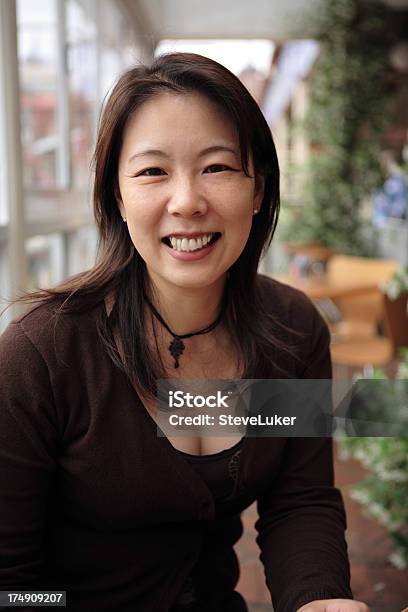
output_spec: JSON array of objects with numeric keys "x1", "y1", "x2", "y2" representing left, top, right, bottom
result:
[{"x1": 8, "y1": 52, "x2": 297, "y2": 396}]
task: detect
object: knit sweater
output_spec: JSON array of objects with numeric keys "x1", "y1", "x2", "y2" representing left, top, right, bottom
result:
[{"x1": 0, "y1": 275, "x2": 352, "y2": 611}]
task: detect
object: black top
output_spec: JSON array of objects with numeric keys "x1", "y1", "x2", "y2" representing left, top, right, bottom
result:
[
  {"x1": 0, "y1": 274, "x2": 353, "y2": 612},
  {"x1": 174, "y1": 440, "x2": 245, "y2": 609},
  {"x1": 176, "y1": 438, "x2": 245, "y2": 504}
]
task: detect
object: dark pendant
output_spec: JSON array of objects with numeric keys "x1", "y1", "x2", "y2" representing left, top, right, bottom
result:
[{"x1": 169, "y1": 337, "x2": 185, "y2": 369}]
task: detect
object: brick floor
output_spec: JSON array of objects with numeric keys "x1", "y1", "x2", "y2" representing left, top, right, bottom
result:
[
  {"x1": 235, "y1": 442, "x2": 408, "y2": 612},
  {"x1": 335, "y1": 448, "x2": 408, "y2": 612}
]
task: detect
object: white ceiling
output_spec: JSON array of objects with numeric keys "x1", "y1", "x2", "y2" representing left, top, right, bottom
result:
[
  {"x1": 127, "y1": 0, "x2": 408, "y2": 43},
  {"x1": 130, "y1": 0, "x2": 324, "y2": 42}
]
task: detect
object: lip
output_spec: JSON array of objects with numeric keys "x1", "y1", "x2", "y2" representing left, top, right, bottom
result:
[
  {"x1": 162, "y1": 235, "x2": 220, "y2": 261},
  {"x1": 162, "y1": 231, "x2": 218, "y2": 239}
]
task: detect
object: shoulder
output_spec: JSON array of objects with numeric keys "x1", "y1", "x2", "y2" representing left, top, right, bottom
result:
[
  {"x1": 0, "y1": 301, "x2": 57, "y2": 361},
  {"x1": 254, "y1": 274, "x2": 331, "y2": 376},
  {"x1": 0, "y1": 297, "x2": 103, "y2": 373},
  {"x1": 255, "y1": 273, "x2": 325, "y2": 334}
]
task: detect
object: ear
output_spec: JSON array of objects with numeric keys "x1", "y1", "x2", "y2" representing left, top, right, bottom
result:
[{"x1": 254, "y1": 173, "x2": 265, "y2": 213}]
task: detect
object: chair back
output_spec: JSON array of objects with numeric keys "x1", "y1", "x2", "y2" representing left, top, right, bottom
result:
[
  {"x1": 383, "y1": 293, "x2": 408, "y2": 355},
  {"x1": 327, "y1": 255, "x2": 400, "y2": 335}
]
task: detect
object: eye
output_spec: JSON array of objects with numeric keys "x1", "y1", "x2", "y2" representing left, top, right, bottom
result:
[
  {"x1": 137, "y1": 167, "x2": 166, "y2": 177},
  {"x1": 204, "y1": 164, "x2": 232, "y2": 174}
]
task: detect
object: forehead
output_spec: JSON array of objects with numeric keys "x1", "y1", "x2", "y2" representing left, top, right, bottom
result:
[{"x1": 121, "y1": 91, "x2": 239, "y2": 152}]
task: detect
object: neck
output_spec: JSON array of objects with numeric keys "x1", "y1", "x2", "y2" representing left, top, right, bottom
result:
[{"x1": 147, "y1": 275, "x2": 227, "y2": 340}]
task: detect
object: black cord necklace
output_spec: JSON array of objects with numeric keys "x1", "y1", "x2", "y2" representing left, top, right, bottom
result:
[{"x1": 144, "y1": 292, "x2": 227, "y2": 369}]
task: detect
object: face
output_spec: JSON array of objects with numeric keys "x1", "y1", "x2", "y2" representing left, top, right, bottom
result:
[{"x1": 117, "y1": 92, "x2": 263, "y2": 293}]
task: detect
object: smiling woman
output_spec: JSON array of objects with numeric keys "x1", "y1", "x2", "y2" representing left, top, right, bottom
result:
[
  {"x1": 0, "y1": 53, "x2": 368, "y2": 612},
  {"x1": 117, "y1": 92, "x2": 261, "y2": 295}
]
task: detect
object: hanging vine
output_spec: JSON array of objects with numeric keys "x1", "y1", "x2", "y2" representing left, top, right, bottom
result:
[{"x1": 290, "y1": 0, "x2": 391, "y2": 254}]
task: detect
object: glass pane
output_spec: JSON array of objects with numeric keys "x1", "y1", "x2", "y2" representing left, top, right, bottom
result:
[
  {"x1": 17, "y1": 0, "x2": 58, "y2": 190},
  {"x1": 0, "y1": 113, "x2": 9, "y2": 225},
  {"x1": 0, "y1": 244, "x2": 12, "y2": 333},
  {"x1": 66, "y1": 0, "x2": 97, "y2": 190},
  {"x1": 0, "y1": 195, "x2": 5, "y2": 228},
  {"x1": 0, "y1": 19, "x2": 7, "y2": 225},
  {"x1": 26, "y1": 233, "x2": 65, "y2": 290},
  {"x1": 67, "y1": 225, "x2": 97, "y2": 275},
  {"x1": 100, "y1": 0, "x2": 135, "y2": 99},
  {"x1": 0, "y1": 137, "x2": 6, "y2": 226}
]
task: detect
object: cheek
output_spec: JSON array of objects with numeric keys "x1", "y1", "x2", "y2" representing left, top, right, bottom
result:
[
  {"x1": 216, "y1": 178, "x2": 255, "y2": 210},
  {"x1": 120, "y1": 179, "x2": 154, "y2": 210},
  {"x1": 127, "y1": 210, "x2": 157, "y2": 249},
  {"x1": 220, "y1": 187, "x2": 256, "y2": 225},
  {"x1": 225, "y1": 187, "x2": 255, "y2": 245},
  {"x1": 121, "y1": 188, "x2": 161, "y2": 225},
  {"x1": 120, "y1": 193, "x2": 160, "y2": 252}
]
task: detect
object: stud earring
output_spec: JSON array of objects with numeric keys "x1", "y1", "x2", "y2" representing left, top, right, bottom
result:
[
  {"x1": 122, "y1": 217, "x2": 127, "y2": 222},
  {"x1": 253, "y1": 208, "x2": 259, "y2": 215}
]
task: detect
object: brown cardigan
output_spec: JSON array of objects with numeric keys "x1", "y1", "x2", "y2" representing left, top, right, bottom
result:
[{"x1": 0, "y1": 275, "x2": 352, "y2": 612}]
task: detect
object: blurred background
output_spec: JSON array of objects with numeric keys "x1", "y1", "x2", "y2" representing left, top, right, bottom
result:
[{"x1": 1, "y1": 0, "x2": 408, "y2": 610}]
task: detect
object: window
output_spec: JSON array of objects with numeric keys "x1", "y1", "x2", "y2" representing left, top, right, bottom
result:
[
  {"x1": 67, "y1": 225, "x2": 98, "y2": 275},
  {"x1": 17, "y1": 0, "x2": 58, "y2": 190},
  {"x1": 1, "y1": 0, "x2": 151, "y2": 332},
  {"x1": 99, "y1": 0, "x2": 136, "y2": 98},
  {"x1": 66, "y1": 0, "x2": 97, "y2": 189},
  {"x1": 26, "y1": 233, "x2": 65, "y2": 290}
]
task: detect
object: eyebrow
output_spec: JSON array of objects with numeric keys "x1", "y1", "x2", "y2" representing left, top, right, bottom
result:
[{"x1": 128, "y1": 145, "x2": 239, "y2": 164}]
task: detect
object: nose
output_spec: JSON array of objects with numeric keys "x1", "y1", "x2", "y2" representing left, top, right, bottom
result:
[{"x1": 166, "y1": 174, "x2": 208, "y2": 217}]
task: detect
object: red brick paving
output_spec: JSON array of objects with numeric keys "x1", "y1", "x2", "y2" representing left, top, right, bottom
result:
[
  {"x1": 235, "y1": 442, "x2": 408, "y2": 612},
  {"x1": 335, "y1": 448, "x2": 408, "y2": 612}
]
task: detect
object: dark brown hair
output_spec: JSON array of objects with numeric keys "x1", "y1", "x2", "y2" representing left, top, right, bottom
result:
[{"x1": 9, "y1": 52, "x2": 297, "y2": 395}]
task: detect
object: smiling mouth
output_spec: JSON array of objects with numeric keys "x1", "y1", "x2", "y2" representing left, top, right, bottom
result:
[{"x1": 162, "y1": 232, "x2": 222, "y2": 253}]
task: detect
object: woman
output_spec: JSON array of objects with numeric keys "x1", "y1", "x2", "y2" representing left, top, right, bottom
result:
[{"x1": 0, "y1": 53, "x2": 368, "y2": 612}]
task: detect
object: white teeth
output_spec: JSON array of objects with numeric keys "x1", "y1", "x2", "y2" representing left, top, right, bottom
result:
[{"x1": 166, "y1": 232, "x2": 215, "y2": 252}]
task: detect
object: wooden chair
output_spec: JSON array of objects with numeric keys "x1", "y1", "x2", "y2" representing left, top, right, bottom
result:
[
  {"x1": 327, "y1": 255, "x2": 400, "y2": 339},
  {"x1": 330, "y1": 292, "x2": 408, "y2": 375}
]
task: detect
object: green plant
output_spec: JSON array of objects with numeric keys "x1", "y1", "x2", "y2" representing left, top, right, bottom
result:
[
  {"x1": 381, "y1": 265, "x2": 408, "y2": 300},
  {"x1": 338, "y1": 351, "x2": 408, "y2": 570},
  {"x1": 290, "y1": 0, "x2": 390, "y2": 254}
]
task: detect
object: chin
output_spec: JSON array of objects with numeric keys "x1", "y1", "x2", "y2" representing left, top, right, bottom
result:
[
  {"x1": 161, "y1": 271, "x2": 227, "y2": 292},
  {"x1": 173, "y1": 276, "x2": 224, "y2": 290}
]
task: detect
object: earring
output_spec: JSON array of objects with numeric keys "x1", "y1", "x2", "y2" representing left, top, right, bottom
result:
[
  {"x1": 122, "y1": 217, "x2": 127, "y2": 222},
  {"x1": 253, "y1": 208, "x2": 259, "y2": 215}
]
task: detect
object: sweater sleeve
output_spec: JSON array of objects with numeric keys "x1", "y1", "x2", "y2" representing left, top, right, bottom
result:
[
  {"x1": 255, "y1": 309, "x2": 353, "y2": 612},
  {"x1": 0, "y1": 321, "x2": 58, "y2": 601}
]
